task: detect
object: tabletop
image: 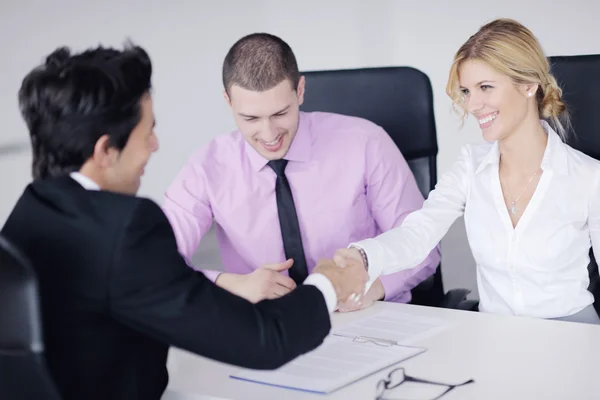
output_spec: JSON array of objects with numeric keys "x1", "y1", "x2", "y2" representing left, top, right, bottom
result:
[{"x1": 163, "y1": 301, "x2": 600, "y2": 400}]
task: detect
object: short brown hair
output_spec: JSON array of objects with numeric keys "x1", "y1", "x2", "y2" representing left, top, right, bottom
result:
[
  {"x1": 222, "y1": 33, "x2": 300, "y2": 95},
  {"x1": 446, "y1": 18, "x2": 571, "y2": 140}
]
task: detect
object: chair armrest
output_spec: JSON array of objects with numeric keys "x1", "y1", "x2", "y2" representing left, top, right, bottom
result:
[
  {"x1": 438, "y1": 288, "x2": 471, "y2": 309},
  {"x1": 457, "y1": 299, "x2": 479, "y2": 311}
]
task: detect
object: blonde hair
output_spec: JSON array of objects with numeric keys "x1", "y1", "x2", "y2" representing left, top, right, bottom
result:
[{"x1": 446, "y1": 18, "x2": 571, "y2": 141}]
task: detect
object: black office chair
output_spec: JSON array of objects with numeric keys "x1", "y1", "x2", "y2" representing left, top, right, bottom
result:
[
  {"x1": 300, "y1": 66, "x2": 471, "y2": 308},
  {"x1": 549, "y1": 54, "x2": 600, "y2": 317},
  {"x1": 0, "y1": 234, "x2": 62, "y2": 400}
]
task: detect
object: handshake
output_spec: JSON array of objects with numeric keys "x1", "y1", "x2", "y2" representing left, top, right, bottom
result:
[
  {"x1": 313, "y1": 249, "x2": 369, "y2": 310},
  {"x1": 216, "y1": 247, "x2": 379, "y2": 311}
]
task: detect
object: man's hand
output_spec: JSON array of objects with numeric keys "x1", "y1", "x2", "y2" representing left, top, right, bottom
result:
[
  {"x1": 331, "y1": 246, "x2": 379, "y2": 312},
  {"x1": 337, "y1": 278, "x2": 384, "y2": 312},
  {"x1": 313, "y1": 258, "x2": 368, "y2": 306},
  {"x1": 215, "y1": 259, "x2": 297, "y2": 303},
  {"x1": 333, "y1": 247, "x2": 365, "y2": 270}
]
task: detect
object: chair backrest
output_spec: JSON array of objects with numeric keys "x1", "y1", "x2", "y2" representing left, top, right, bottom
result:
[
  {"x1": 0, "y1": 234, "x2": 62, "y2": 400},
  {"x1": 300, "y1": 66, "x2": 444, "y2": 306},
  {"x1": 549, "y1": 54, "x2": 600, "y2": 315}
]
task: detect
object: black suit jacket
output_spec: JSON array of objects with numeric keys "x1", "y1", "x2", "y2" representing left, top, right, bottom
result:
[{"x1": 1, "y1": 176, "x2": 330, "y2": 400}]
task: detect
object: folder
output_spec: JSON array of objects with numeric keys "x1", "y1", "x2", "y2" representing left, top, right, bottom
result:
[{"x1": 229, "y1": 334, "x2": 426, "y2": 394}]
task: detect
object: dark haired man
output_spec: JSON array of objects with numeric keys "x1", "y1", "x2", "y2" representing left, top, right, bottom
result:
[
  {"x1": 1, "y1": 42, "x2": 367, "y2": 400},
  {"x1": 164, "y1": 33, "x2": 440, "y2": 310}
]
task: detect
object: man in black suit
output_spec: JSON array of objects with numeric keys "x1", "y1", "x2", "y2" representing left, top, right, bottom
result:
[{"x1": 1, "y1": 43, "x2": 367, "y2": 400}]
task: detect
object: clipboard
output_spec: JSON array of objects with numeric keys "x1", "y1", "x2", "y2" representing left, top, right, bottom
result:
[{"x1": 229, "y1": 333, "x2": 427, "y2": 394}]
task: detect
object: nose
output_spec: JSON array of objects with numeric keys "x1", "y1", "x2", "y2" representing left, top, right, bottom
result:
[
  {"x1": 151, "y1": 133, "x2": 159, "y2": 152},
  {"x1": 261, "y1": 119, "x2": 279, "y2": 141},
  {"x1": 466, "y1": 92, "x2": 484, "y2": 114}
]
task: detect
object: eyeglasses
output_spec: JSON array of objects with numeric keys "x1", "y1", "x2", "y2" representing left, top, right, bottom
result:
[{"x1": 375, "y1": 367, "x2": 474, "y2": 400}]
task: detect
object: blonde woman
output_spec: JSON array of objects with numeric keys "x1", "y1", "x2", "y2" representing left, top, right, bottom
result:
[{"x1": 336, "y1": 18, "x2": 600, "y2": 324}]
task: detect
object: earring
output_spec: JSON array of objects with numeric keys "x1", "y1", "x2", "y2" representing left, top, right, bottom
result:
[{"x1": 528, "y1": 92, "x2": 533, "y2": 97}]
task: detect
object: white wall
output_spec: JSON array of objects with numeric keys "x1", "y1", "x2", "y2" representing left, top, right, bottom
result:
[{"x1": 2, "y1": 0, "x2": 600, "y2": 297}]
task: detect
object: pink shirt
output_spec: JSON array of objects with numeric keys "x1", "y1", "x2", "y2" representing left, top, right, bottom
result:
[{"x1": 163, "y1": 111, "x2": 440, "y2": 302}]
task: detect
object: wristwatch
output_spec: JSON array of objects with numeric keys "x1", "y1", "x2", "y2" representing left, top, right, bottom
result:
[{"x1": 349, "y1": 244, "x2": 369, "y2": 272}]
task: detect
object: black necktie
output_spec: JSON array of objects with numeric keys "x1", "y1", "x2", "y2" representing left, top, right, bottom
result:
[{"x1": 268, "y1": 159, "x2": 309, "y2": 284}]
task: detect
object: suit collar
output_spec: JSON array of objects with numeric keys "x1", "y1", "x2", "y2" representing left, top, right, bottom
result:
[{"x1": 70, "y1": 172, "x2": 100, "y2": 190}]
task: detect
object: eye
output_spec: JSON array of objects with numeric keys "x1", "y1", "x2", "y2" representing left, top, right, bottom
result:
[
  {"x1": 274, "y1": 112, "x2": 287, "y2": 117},
  {"x1": 244, "y1": 117, "x2": 257, "y2": 122},
  {"x1": 460, "y1": 88, "x2": 470, "y2": 95},
  {"x1": 480, "y1": 84, "x2": 493, "y2": 91}
]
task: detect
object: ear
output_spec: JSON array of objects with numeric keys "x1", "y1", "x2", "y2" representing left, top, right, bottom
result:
[
  {"x1": 223, "y1": 89, "x2": 232, "y2": 108},
  {"x1": 521, "y1": 83, "x2": 539, "y2": 99},
  {"x1": 91, "y1": 134, "x2": 118, "y2": 168},
  {"x1": 296, "y1": 76, "x2": 306, "y2": 105}
]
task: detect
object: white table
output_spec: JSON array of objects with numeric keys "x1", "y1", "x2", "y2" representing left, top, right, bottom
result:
[{"x1": 163, "y1": 302, "x2": 600, "y2": 400}]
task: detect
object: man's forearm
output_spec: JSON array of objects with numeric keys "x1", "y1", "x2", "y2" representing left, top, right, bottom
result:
[{"x1": 214, "y1": 272, "x2": 239, "y2": 289}]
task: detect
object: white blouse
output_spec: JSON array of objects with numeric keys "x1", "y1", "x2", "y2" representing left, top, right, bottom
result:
[{"x1": 355, "y1": 121, "x2": 600, "y2": 318}]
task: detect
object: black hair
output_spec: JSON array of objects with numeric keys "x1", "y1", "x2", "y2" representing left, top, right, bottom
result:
[{"x1": 18, "y1": 41, "x2": 152, "y2": 179}]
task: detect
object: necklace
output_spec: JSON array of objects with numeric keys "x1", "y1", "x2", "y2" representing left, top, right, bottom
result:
[{"x1": 502, "y1": 170, "x2": 539, "y2": 215}]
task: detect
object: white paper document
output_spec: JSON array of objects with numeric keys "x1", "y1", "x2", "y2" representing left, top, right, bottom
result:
[
  {"x1": 334, "y1": 310, "x2": 455, "y2": 345},
  {"x1": 230, "y1": 335, "x2": 426, "y2": 394}
]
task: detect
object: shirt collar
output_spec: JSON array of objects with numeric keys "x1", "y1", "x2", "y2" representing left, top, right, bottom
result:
[
  {"x1": 474, "y1": 140, "x2": 500, "y2": 175},
  {"x1": 69, "y1": 172, "x2": 101, "y2": 190},
  {"x1": 475, "y1": 120, "x2": 569, "y2": 176},
  {"x1": 245, "y1": 111, "x2": 313, "y2": 172}
]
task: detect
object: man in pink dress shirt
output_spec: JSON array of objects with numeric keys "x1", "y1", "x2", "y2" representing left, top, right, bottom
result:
[{"x1": 163, "y1": 33, "x2": 440, "y2": 310}]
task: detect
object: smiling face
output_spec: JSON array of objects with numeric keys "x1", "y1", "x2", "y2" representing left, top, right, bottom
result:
[
  {"x1": 83, "y1": 94, "x2": 159, "y2": 195},
  {"x1": 105, "y1": 94, "x2": 158, "y2": 194},
  {"x1": 458, "y1": 60, "x2": 537, "y2": 143},
  {"x1": 225, "y1": 77, "x2": 305, "y2": 160}
]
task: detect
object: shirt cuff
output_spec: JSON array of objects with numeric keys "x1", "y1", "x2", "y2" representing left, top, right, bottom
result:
[
  {"x1": 348, "y1": 239, "x2": 384, "y2": 293},
  {"x1": 200, "y1": 269, "x2": 222, "y2": 283},
  {"x1": 304, "y1": 273, "x2": 337, "y2": 313}
]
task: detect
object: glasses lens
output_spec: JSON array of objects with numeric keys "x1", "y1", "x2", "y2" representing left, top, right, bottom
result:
[
  {"x1": 376, "y1": 379, "x2": 387, "y2": 398},
  {"x1": 388, "y1": 368, "x2": 406, "y2": 387}
]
